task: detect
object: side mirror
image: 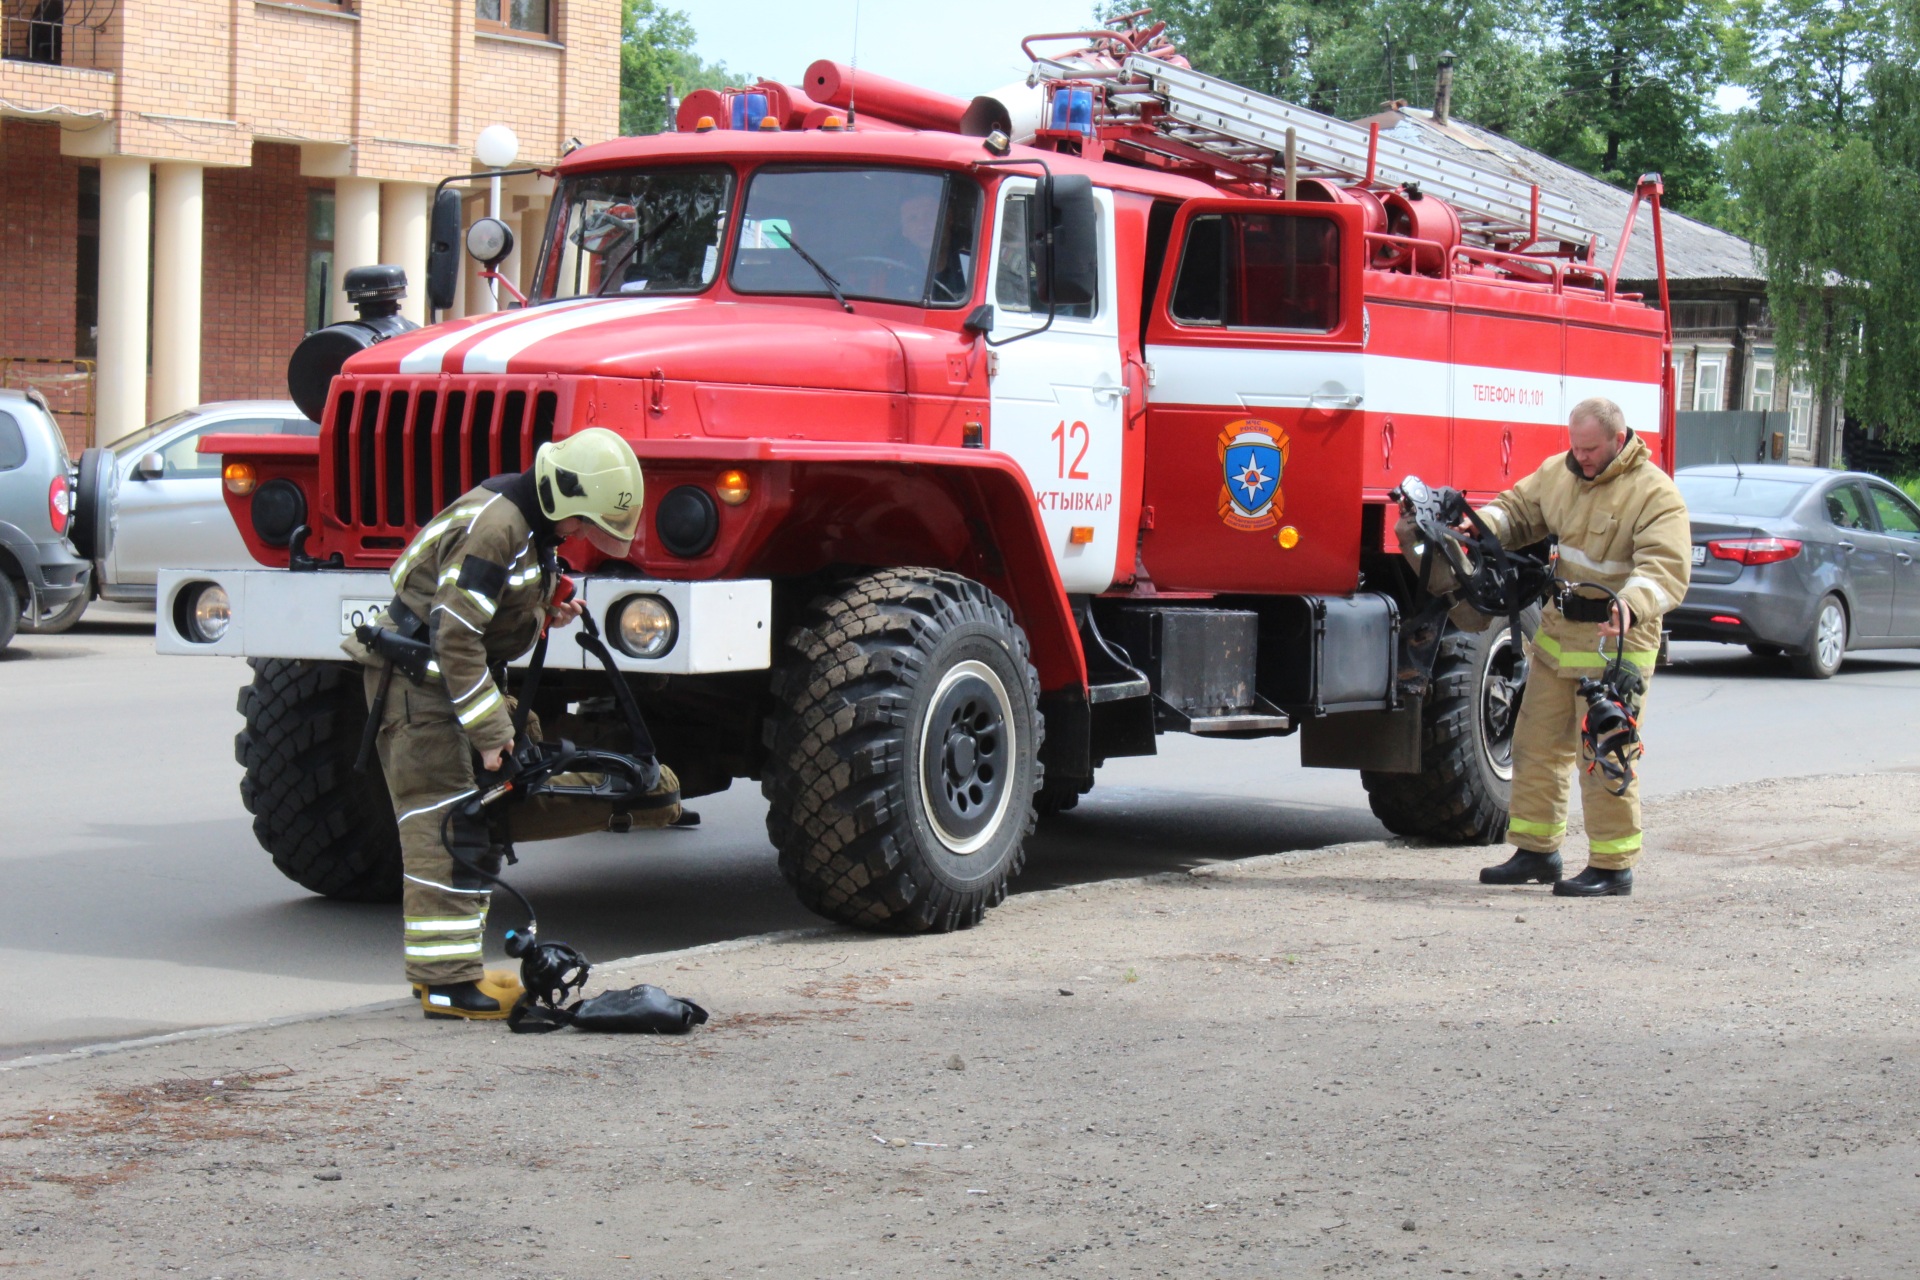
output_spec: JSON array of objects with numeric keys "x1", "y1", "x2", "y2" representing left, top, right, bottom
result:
[
  {"x1": 1047, "y1": 174, "x2": 1098, "y2": 308},
  {"x1": 466, "y1": 217, "x2": 515, "y2": 270},
  {"x1": 427, "y1": 188, "x2": 462, "y2": 312},
  {"x1": 963, "y1": 303, "x2": 995, "y2": 336},
  {"x1": 134, "y1": 452, "x2": 165, "y2": 481}
]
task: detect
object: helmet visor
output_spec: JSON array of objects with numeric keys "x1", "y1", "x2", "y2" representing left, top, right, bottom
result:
[{"x1": 580, "y1": 520, "x2": 635, "y2": 559}]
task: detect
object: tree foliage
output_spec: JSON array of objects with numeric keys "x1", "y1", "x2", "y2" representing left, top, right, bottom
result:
[
  {"x1": 1726, "y1": 0, "x2": 1920, "y2": 439},
  {"x1": 619, "y1": 0, "x2": 732, "y2": 136}
]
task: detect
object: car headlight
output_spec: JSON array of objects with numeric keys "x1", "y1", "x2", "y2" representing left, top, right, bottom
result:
[
  {"x1": 612, "y1": 594, "x2": 677, "y2": 659},
  {"x1": 178, "y1": 582, "x2": 231, "y2": 644}
]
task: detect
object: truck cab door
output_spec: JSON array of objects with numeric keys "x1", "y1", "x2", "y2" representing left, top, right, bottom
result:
[
  {"x1": 983, "y1": 176, "x2": 1126, "y2": 594},
  {"x1": 1139, "y1": 199, "x2": 1367, "y2": 594}
]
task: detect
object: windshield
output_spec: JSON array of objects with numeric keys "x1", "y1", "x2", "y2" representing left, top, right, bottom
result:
[
  {"x1": 538, "y1": 167, "x2": 733, "y2": 300},
  {"x1": 108, "y1": 410, "x2": 197, "y2": 458},
  {"x1": 1674, "y1": 474, "x2": 1810, "y2": 518},
  {"x1": 730, "y1": 167, "x2": 980, "y2": 308}
]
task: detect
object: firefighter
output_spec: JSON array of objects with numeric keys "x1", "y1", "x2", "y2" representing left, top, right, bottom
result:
[
  {"x1": 349, "y1": 427, "x2": 668, "y2": 1018},
  {"x1": 1475, "y1": 397, "x2": 1691, "y2": 897}
]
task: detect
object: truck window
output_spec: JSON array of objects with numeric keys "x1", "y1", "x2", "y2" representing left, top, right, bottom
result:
[
  {"x1": 1170, "y1": 212, "x2": 1341, "y2": 332},
  {"x1": 994, "y1": 191, "x2": 1097, "y2": 320},
  {"x1": 541, "y1": 166, "x2": 733, "y2": 300},
  {"x1": 731, "y1": 167, "x2": 979, "y2": 308}
]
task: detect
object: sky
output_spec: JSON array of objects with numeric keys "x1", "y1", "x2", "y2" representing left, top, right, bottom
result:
[{"x1": 672, "y1": 0, "x2": 1108, "y2": 100}]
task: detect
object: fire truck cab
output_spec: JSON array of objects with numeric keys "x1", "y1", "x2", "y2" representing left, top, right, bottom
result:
[{"x1": 159, "y1": 20, "x2": 1674, "y2": 932}]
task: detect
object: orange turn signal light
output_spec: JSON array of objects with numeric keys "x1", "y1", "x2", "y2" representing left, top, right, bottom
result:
[
  {"x1": 223, "y1": 461, "x2": 258, "y2": 496},
  {"x1": 820, "y1": 114, "x2": 845, "y2": 131},
  {"x1": 757, "y1": 116, "x2": 781, "y2": 131},
  {"x1": 693, "y1": 115, "x2": 717, "y2": 132},
  {"x1": 715, "y1": 468, "x2": 751, "y2": 506},
  {"x1": 1277, "y1": 525, "x2": 1301, "y2": 549},
  {"x1": 1069, "y1": 526, "x2": 1095, "y2": 545}
]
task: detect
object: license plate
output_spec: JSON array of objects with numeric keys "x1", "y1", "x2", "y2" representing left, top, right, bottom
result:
[
  {"x1": 1691, "y1": 544, "x2": 1707, "y2": 566},
  {"x1": 340, "y1": 598, "x2": 388, "y2": 635}
]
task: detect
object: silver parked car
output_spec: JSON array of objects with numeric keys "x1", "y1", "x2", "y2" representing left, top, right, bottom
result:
[
  {"x1": 0, "y1": 388, "x2": 91, "y2": 647},
  {"x1": 68, "y1": 402, "x2": 318, "y2": 612},
  {"x1": 1666, "y1": 464, "x2": 1920, "y2": 678}
]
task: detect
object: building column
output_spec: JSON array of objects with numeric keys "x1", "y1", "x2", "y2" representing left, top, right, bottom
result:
[
  {"x1": 150, "y1": 163, "x2": 204, "y2": 418},
  {"x1": 518, "y1": 199, "x2": 548, "y2": 298},
  {"x1": 96, "y1": 156, "x2": 152, "y2": 445},
  {"x1": 379, "y1": 181, "x2": 431, "y2": 325},
  {"x1": 333, "y1": 177, "x2": 381, "y2": 324}
]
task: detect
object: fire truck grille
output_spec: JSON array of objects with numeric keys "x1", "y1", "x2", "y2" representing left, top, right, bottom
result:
[{"x1": 326, "y1": 380, "x2": 561, "y2": 532}]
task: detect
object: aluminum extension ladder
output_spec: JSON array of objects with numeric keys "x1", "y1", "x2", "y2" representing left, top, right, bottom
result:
[{"x1": 1091, "y1": 55, "x2": 1596, "y2": 247}]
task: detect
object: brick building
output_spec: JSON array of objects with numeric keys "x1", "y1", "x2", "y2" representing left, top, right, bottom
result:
[{"x1": 0, "y1": 0, "x2": 619, "y2": 450}]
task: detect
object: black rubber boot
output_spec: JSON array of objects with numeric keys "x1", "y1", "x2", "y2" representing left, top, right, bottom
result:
[
  {"x1": 416, "y1": 980, "x2": 510, "y2": 1020},
  {"x1": 1552, "y1": 865, "x2": 1633, "y2": 897},
  {"x1": 1479, "y1": 849, "x2": 1563, "y2": 885}
]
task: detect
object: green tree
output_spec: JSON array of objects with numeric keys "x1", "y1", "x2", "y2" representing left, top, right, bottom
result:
[
  {"x1": 619, "y1": 0, "x2": 732, "y2": 136},
  {"x1": 1523, "y1": 0, "x2": 1731, "y2": 212},
  {"x1": 1725, "y1": 0, "x2": 1919, "y2": 439}
]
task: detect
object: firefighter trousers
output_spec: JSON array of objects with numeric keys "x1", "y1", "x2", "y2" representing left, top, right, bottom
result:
[
  {"x1": 365, "y1": 668, "x2": 495, "y2": 987},
  {"x1": 1504, "y1": 665, "x2": 1652, "y2": 870}
]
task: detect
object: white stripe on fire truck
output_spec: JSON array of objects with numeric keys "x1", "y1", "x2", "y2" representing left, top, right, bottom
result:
[
  {"x1": 456, "y1": 297, "x2": 689, "y2": 374},
  {"x1": 1144, "y1": 346, "x2": 1662, "y2": 435},
  {"x1": 397, "y1": 299, "x2": 601, "y2": 375}
]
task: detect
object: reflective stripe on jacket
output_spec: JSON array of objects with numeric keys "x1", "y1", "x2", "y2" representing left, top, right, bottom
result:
[
  {"x1": 344, "y1": 482, "x2": 551, "y2": 751},
  {"x1": 1476, "y1": 431, "x2": 1691, "y2": 678}
]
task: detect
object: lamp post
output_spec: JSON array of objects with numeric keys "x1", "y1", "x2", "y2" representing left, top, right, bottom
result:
[{"x1": 473, "y1": 125, "x2": 519, "y2": 305}]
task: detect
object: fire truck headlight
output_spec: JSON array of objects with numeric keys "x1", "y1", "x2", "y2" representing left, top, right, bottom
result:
[
  {"x1": 612, "y1": 595, "x2": 677, "y2": 659},
  {"x1": 179, "y1": 582, "x2": 232, "y2": 644}
]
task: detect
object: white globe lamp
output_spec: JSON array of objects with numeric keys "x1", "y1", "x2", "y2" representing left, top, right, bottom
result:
[{"x1": 474, "y1": 124, "x2": 520, "y2": 169}]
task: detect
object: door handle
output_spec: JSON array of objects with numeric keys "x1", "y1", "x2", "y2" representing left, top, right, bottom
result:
[
  {"x1": 1308, "y1": 391, "x2": 1363, "y2": 410},
  {"x1": 1091, "y1": 381, "x2": 1122, "y2": 404},
  {"x1": 1837, "y1": 541, "x2": 1855, "y2": 553},
  {"x1": 1899, "y1": 552, "x2": 1915, "y2": 565}
]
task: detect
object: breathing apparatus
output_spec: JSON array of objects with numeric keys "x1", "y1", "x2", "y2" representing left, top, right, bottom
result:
[{"x1": 1393, "y1": 476, "x2": 1645, "y2": 794}]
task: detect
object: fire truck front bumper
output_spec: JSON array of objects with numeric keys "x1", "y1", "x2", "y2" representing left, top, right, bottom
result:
[{"x1": 154, "y1": 568, "x2": 772, "y2": 674}]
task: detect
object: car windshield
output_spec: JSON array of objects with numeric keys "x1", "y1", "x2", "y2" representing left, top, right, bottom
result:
[
  {"x1": 1675, "y1": 474, "x2": 1809, "y2": 518},
  {"x1": 538, "y1": 166, "x2": 733, "y2": 300},
  {"x1": 730, "y1": 167, "x2": 979, "y2": 307},
  {"x1": 108, "y1": 410, "x2": 197, "y2": 458}
]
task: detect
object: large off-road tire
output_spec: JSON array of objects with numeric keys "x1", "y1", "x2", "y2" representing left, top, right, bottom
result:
[
  {"x1": 235, "y1": 658, "x2": 402, "y2": 902},
  {"x1": 763, "y1": 568, "x2": 1043, "y2": 932},
  {"x1": 1361, "y1": 608, "x2": 1538, "y2": 844}
]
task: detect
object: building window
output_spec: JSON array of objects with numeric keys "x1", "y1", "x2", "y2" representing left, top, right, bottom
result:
[
  {"x1": 1788, "y1": 383, "x2": 1814, "y2": 451},
  {"x1": 477, "y1": 0, "x2": 549, "y2": 36},
  {"x1": 1747, "y1": 359, "x2": 1775, "y2": 413},
  {"x1": 1692, "y1": 352, "x2": 1727, "y2": 411},
  {"x1": 306, "y1": 189, "x2": 335, "y2": 333}
]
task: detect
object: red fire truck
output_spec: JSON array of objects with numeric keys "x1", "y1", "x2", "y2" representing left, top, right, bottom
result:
[{"x1": 159, "y1": 17, "x2": 1673, "y2": 933}]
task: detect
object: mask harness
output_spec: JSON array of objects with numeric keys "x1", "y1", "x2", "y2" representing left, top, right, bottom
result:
[
  {"x1": 359, "y1": 570, "x2": 705, "y2": 1034},
  {"x1": 1393, "y1": 477, "x2": 1645, "y2": 796}
]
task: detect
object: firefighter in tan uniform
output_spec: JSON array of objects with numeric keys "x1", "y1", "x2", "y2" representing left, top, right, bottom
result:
[
  {"x1": 349, "y1": 428, "x2": 662, "y2": 1018},
  {"x1": 1475, "y1": 398, "x2": 1692, "y2": 897}
]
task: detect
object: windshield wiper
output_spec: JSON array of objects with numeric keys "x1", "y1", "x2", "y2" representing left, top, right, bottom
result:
[
  {"x1": 774, "y1": 229, "x2": 854, "y2": 313},
  {"x1": 594, "y1": 210, "x2": 682, "y2": 297}
]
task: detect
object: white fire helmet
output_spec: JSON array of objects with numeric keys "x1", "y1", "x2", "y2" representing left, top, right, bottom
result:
[{"x1": 533, "y1": 427, "x2": 644, "y2": 557}]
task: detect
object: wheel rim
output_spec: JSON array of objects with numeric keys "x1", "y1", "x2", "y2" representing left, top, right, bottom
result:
[
  {"x1": 917, "y1": 659, "x2": 1016, "y2": 855},
  {"x1": 1480, "y1": 630, "x2": 1522, "y2": 782},
  {"x1": 1816, "y1": 602, "x2": 1845, "y2": 669}
]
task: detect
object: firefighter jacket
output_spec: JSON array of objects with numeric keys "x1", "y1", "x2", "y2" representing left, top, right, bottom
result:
[
  {"x1": 1476, "y1": 430, "x2": 1691, "y2": 677},
  {"x1": 344, "y1": 471, "x2": 557, "y2": 752}
]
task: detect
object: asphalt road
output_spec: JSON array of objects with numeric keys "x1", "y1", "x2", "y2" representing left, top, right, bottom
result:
[{"x1": 6, "y1": 603, "x2": 1918, "y2": 1061}]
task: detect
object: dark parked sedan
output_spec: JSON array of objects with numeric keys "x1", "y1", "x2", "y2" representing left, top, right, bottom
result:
[{"x1": 1666, "y1": 464, "x2": 1920, "y2": 678}]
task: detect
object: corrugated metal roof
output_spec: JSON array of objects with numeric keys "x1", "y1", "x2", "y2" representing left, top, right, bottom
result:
[{"x1": 1359, "y1": 109, "x2": 1762, "y2": 286}]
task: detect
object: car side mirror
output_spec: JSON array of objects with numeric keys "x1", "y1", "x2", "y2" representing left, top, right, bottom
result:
[
  {"x1": 427, "y1": 187, "x2": 463, "y2": 313},
  {"x1": 1047, "y1": 174, "x2": 1098, "y2": 308},
  {"x1": 134, "y1": 451, "x2": 165, "y2": 481},
  {"x1": 963, "y1": 303, "x2": 995, "y2": 336}
]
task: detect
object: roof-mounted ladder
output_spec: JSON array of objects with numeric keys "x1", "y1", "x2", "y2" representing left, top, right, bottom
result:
[{"x1": 1097, "y1": 56, "x2": 1597, "y2": 247}]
